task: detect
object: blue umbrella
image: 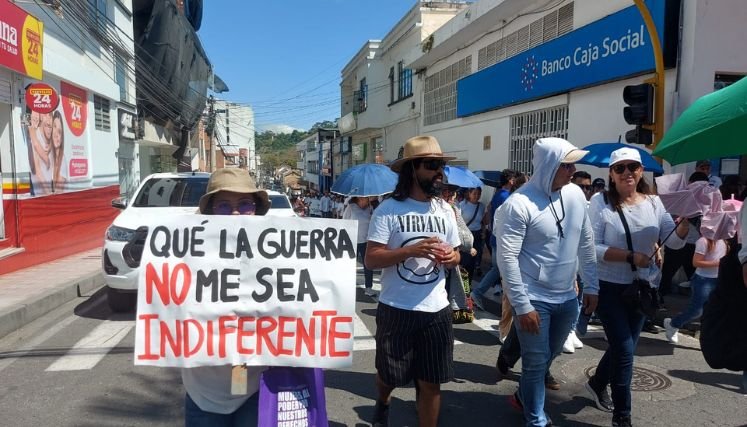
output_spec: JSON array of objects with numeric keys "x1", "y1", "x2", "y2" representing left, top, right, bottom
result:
[
  {"x1": 474, "y1": 170, "x2": 501, "y2": 187},
  {"x1": 331, "y1": 163, "x2": 398, "y2": 197},
  {"x1": 578, "y1": 142, "x2": 664, "y2": 174},
  {"x1": 444, "y1": 166, "x2": 483, "y2": 188}
]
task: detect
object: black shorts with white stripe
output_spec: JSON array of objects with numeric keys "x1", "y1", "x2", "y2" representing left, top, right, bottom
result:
[{"x1": 375, "y1": 303, "x2": 454, "y2": 387}]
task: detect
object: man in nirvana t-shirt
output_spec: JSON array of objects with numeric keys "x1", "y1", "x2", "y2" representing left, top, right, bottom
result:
[{"x1": 365, "y1": 135, "x2": 460, "y2": 427}]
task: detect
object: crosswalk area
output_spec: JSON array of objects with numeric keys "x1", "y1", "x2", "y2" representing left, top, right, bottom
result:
[{"x1": 0, "y1": 267, "x2": 505, "y2": 374}]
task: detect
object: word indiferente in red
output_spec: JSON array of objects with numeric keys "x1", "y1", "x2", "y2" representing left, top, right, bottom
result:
[{"x1": 137, "y1": 310, "x2": 352, "y2": 361}]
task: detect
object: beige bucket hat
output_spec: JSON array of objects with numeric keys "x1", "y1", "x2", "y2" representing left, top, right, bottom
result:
[
  {"x1": 198, "y1": 168, "x2": 270, "y2": 215},
  {"x1": 390, "y1": 135, "x2": 456, "y2": 172}
]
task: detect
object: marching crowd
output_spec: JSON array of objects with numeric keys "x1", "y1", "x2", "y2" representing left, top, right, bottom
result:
[
  {"x1": 322, "y1": 135, "x2": 746, "y2": 427},
  {"x1": 180, "y1": 137, "x2": 746, "y2": 427}
]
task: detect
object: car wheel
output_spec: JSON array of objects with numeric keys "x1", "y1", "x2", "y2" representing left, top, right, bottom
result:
[{"x1": 107, "y1": 286, "x2": 137, "y2": 312}]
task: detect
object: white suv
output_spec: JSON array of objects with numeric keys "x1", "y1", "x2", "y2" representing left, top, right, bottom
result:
[
  {"x1": 102, "y1": 174, "x2": 296, "y2": 311},
  {"x1": 102, "y1": 172, "x2": 210, "y2": 312},
  {"x1": 265, "y1": 190, "x2": 297, "y2": 217}
]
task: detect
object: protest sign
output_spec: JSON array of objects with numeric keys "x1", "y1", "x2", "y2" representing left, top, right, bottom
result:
[{"x1": 134, "y1": 215, "x2": 357, "y2": 369}]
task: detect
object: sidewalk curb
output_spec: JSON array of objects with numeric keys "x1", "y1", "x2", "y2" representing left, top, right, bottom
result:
[{"x1": 0, "y1": 272, "x2": 104, "y2": 340}]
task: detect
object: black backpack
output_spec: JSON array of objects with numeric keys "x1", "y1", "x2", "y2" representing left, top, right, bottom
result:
[{"x1": 699, "y1": 237, "x2": 747, "y2": 371}]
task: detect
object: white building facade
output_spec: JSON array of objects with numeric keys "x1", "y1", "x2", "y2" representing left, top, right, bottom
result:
[
  {"x1": 0, "y1": 0, "x2": 132, "y2": 272},
  {"x1": 410, "y1": 0, "x2": 747, "y2": 180},
  {"x1": 339, "y1": 2, "x2": 468, "y2": 173},
  {"x1": 213, "y1": 100, "x2": 256, "y2": 171},
  {"x1": 341, "y1": 0, "x2": 747, "y2": 184}
]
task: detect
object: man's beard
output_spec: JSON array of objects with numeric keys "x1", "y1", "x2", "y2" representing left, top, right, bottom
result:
[{"x1": 418, "y1": 174, "x2": 443, "y2": 197}]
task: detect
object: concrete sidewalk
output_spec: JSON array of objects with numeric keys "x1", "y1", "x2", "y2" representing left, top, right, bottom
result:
[{"x1": 0, "y1": 248, "x2": 104, "y2": 339}]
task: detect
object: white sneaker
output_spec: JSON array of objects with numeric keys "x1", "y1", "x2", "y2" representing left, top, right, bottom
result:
[
  {"x1": 664, "y1": 318, "x2": 679, "y2": 344},
  {"x1": 570, "y1": 330, "x2": 583, "y2": 349},
  {"x1": 563, "y1": 334, "x2": 575, "y2": 353},
  {"x1": 364, "y1": 289, "x2": 377, "y2": 297}
]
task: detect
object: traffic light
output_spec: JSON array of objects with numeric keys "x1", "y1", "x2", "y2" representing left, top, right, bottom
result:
[{"x1": 623, "y1": 83, "x2": 655, "y2": 145}]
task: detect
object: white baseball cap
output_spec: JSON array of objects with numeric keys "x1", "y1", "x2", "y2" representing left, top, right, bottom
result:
[{"x1": 609, "y1": 147, "x2": 642, "y2": 166}]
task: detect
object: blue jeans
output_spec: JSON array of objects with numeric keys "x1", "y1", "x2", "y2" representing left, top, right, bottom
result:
[
  {"x1": 571, "y1": 275, "x2": 584, "y2": 331},
  {"x1": 671, "y1": 273, "x2": 717, "y2": 329},
  {"x1": 185, "y1": 392, "x2": 259, "y2": 427},
  {"x1": 515, "y1": 298, "x2": 579, "y2": 426},
  {"x1": 590, "y1": 281, "x2": 646, "y2": 418},
  {"x1": 473, "y1": 246, "x2": 500, "y2": 296},
  {"x1": 357, "y1": 243, "x2": 374, "y2": 289}
]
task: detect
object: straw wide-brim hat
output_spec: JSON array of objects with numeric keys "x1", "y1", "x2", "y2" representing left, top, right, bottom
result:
[
  {"x1": 390, "y1": 135, "x2": 456, "y2": 172},
  {"x1": 198, "y1": 168, "x2": 270, "y2": 215}
]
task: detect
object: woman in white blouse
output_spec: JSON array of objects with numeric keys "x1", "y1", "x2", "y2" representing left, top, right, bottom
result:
[
  {"x1": 343, "y1": 197, "x2": 375, "y2": 295},
  {"x1": 583, "y1": 148, "x2": 688, "y2": 427}
]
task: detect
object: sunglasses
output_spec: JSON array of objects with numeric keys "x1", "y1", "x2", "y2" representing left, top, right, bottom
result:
[
  {"x1": 577, "y1": 184, "x2": 592, "y2": 192},
  {"x1": 421, "y1": 159, "x2": 446, "y2": 171},
  {"x1": 611, "y1": 162, "x2": 642, "y2": 174},
  {"x1": 213, "y1": 199, "x2": 257, "y2": 215},
  {"x1": 559, "y1": 163, "x2": 576, "y2": 170}
]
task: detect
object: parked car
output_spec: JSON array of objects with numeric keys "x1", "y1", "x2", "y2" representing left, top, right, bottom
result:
[
  {"x1": 102, "y1": 172, "x2": 210, "y2": 312},
  {"x1": 102, "y1": 173, "x2": 297, "y2": 312}
]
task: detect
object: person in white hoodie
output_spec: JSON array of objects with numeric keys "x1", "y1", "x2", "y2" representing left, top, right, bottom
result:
[{"x1": 495, "y1": 137, "x2": 599, "y2": 427}]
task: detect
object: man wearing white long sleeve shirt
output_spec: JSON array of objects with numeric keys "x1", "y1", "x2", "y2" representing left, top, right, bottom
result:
[{"x1": 495, "y1": 137, "x2": 599, "y2": 427}]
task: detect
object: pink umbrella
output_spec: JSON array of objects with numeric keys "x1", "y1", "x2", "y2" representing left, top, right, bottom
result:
[
  {"x1": 701, "y1": 195, "x2": 739, "y2": 240},
  {"x1": 655, "y1": 174, "x2": 717, "y2": 218},
  {"x1": 722, "y1": 194, "x2": 743, "y2": 212},
  {"x1": 656, "y1": 173, "x2": 739, "y2": 240}
]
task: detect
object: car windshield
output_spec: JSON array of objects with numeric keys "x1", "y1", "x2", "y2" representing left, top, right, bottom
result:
[
  {"x1": 133, "y1": 177, "x2": 209, "y2": 207},
  {"x1": 269, "y1": 194, "x2": 291, "y2": 209}
]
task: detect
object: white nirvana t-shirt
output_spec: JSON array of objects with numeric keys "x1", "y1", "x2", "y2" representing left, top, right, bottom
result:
[{"x1": 367, "y1": 197, "x2": 460, "y2": 312}]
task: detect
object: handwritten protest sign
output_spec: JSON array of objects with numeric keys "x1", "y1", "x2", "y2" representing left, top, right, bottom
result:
[{"x1": 134, "y1": 215, "x2": 357, "y2": 369}]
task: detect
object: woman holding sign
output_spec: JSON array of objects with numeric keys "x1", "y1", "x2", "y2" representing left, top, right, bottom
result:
[{"x1": 182, "y1": 168, "x2": 271, "y2": 427}]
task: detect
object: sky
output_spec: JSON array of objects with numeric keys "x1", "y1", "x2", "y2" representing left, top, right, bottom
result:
[{"x1": 199, "y1": 1, "x2": 421, "y2": 133}]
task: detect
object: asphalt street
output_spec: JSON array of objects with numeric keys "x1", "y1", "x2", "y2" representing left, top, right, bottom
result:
[{"x1": 0, "y1": 267, "x2": 745, "y2": 426}]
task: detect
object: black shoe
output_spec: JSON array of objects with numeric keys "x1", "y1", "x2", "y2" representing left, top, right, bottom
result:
[
  {"x1": 584, "y1": 380, "x2": 614, "y2": 412},
  {"x1": 372, "y1": 400, "x2": 389, "y2": 427},
  {"x1": 642, "y1": 320, "x2": 659, "y2": 334},
  {"x1": 545, "y1": 372, "x2": 561, "y2": 390},
  {"x1": 612, "y1": 415, "x2": 633, "y2": 427},
  {"x1": 496, "y1": 355, "x2": 510, "y2": 376}
]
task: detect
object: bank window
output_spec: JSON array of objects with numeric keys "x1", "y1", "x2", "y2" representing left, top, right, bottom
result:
[
  {"x1": 509, "y1": 105, "x2": 568, "y2": 174},
  {"x1": 424, "y1": 56, "x2": 472, "y2": 126},
  {"x1": 94, "y1": 94, "x2": 111, "y2": 131},
  {"x1": 478, "y1": 2, "x2": 574, "y2": 71}
]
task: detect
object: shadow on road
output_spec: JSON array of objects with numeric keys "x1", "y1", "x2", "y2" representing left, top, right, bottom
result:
[
  {"x1": 75, "y1": 368, "x2": 183, "y2": 427},
  {"x1": 667, "y1": 369, "x2": 745, "y2": 394},
  {"x1": 453, "y1": 326, "x2": 501, "y2": 347},
  {"x1": 73, "y1": 287, "x2": 136, "y2": 322}
]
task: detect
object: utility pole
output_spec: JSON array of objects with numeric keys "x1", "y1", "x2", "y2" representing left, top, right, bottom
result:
[{"x1": 206, "y1": 95, "x2": 216, "y2": 172}]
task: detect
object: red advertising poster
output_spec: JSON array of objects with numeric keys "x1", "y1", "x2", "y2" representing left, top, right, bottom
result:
[
  {"x1": 60, "y1": 82, "x2": 88, "y2": 178},
  {"x1": 60, "y1": 81, "x2": 87, "y2": 137},
  {"x1": 0, "y1": 0, "x2": 43, "y2": 79},
  {"x1": 25, "y1": 83, "x2": 59, "y2": 114},
  {"x1": 21, "y1": 78, "x2": 91, "y2": 196}
]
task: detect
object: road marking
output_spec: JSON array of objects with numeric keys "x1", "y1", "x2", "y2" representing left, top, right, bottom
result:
[
  {"x1": 472, "y1": 309, "x2": 502, "y2": 338},
  {"x1": 353, "y1": 312, "x2": 377, "y2": 351},
  {"x1": 352, "y1": 309, "x2": 465, "y2": 352},
  {"x1": 46, "y1": 320, "x2": 134, "y2": 372},
  {"x1": 0, "y1": 315, "x2": 80, "y2": 373}
]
